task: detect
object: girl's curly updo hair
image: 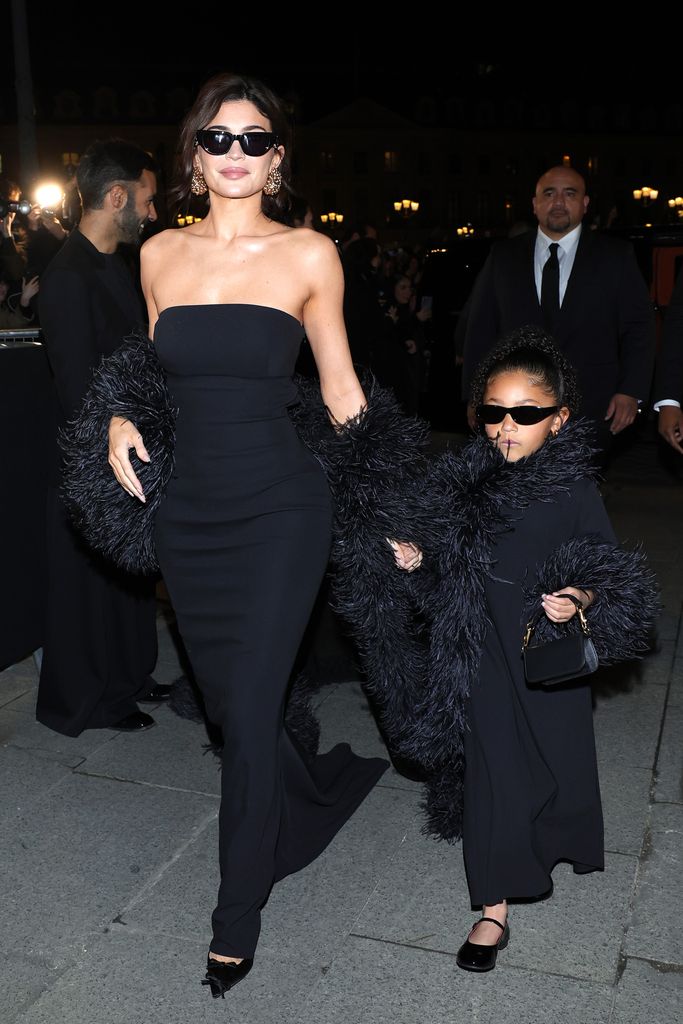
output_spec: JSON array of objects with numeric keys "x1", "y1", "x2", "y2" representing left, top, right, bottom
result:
[
  {"x1": 469, "y1": 325, "x2": 581, "y2": 414},
  {"x1": 169, "y1": 71, "x2": 293, "y2": 222}
]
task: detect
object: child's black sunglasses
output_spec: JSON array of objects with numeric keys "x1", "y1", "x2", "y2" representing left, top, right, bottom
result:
[
  {"x1": 194, "y1": 130, "x2": 279, "y2": 157},
  {"x1": 476, "y1": 405, "x2": 558, "y2": 425}
]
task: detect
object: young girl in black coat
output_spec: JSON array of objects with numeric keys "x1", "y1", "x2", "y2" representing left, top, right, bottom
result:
[{"x1": 374, "y1": 328, "x2": 658, "y2": 971}]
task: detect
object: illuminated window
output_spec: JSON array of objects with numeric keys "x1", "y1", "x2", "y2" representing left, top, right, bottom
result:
[{"x1": 384, "y1": 151, "x2": 399, "y2": 172}]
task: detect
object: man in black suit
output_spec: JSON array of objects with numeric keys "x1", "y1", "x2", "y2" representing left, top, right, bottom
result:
[
  {"x1": 463, "y1": 166, "x2": 655, "y2": 447},
  {"x1": 655, "y1": 266, "x2": 683, "y2": 453},
  {"x1": 37, "y1": 140, "x2": 165, "y2": 736}
]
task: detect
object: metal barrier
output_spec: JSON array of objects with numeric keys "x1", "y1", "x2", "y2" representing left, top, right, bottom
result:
[
  {"x1": 0, "y1": 327, "x2": 42, "y2": 347},
  {"x1": 0, "y1": 330, "x2": 52, "y2": 667}
]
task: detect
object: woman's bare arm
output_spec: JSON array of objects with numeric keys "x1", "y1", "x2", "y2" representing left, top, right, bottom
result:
[{"x1": 301, "y1": 233, "x2": 366, "y2": 424}]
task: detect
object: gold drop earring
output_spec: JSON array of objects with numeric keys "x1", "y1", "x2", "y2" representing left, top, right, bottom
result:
[
  {"x1": 191, "y1": 162, "x2": 208, "y2": 196},
  {"x1": 263, "y1": 165, "x2": 282, "y2": 197}
]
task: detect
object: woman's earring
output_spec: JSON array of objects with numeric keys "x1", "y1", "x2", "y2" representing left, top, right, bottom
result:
[
  {"x1": 191, "y1": 163, "x2": 208, "y2": 196},
  {"x1": 263, "y1": 166, "x2": 282, "y2": 196}
]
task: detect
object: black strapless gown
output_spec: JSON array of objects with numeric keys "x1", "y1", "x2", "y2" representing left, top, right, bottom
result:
[{"x1": 153, "y1": 304, "x2": 388, "y2": 959}]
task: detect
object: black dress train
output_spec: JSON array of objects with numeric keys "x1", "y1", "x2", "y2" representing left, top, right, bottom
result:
[{"x1": 152, "y1": 303, "x2": 387, "y2": 958}]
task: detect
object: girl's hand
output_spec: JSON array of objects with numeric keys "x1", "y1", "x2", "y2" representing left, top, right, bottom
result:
[
  {"x1": 542, "y1": 586, "x2": 593, "y2": 622},
  {"x1": 387, "y1": 539, "x2": 423, "y2": 572},
  {"x1": 108, "y1": 415, "x2": 150, "y2": 502}
]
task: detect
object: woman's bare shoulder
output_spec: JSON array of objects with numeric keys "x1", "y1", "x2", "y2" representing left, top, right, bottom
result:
[
  {"x1": 141, "y1": 228, "x2": 183, "y2": 262},
  {"x1": 283, "y1": 227, "x2": 340, "y2": 266}
]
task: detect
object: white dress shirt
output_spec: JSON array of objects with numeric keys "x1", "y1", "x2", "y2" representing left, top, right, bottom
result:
[{"x1": 534, "y1": 224, "x2": 583, "y2": 306}]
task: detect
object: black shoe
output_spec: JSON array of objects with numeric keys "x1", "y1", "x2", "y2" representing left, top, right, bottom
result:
[
  {"x1": 109, "y1": 710, "x2": 156, "y2": 732},
  {"x1": 202, "y1": 956, "x2": 254, "y2": 998},
  {"x1": 455, "y1": 916, "x2": 510, "y2": 972},
  {"x1": 138, "y1": 684, "x2": 172, "y2": 703}
]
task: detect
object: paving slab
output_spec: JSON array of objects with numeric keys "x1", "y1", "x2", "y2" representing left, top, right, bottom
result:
[
  {"x1": 654, "y1": 702, "x2": 683, "y2": 804},
  {"x1": 262, "y1": 785, "x2": 421, "y2": 961},
  {"x1": 123, "y1": 784, "x2": 420, "y2": 964},
  {"x1": 599, "y1": 761, "x2": 652, "y2": 856},
  {"x1": 653, "y1": 609, "x2": 679, "y2": 642},
  {"x1": 0, "y1": 660, "x2": 38, "y2": 709},
  {"x1": 625, "y1": 803, "x2": 683, "y2": 966},
  {"x1": 0, "y1": 772, "x2": 217, "y2": 961},
  {"x1": 611, "y1": 956, "x2": 683, "y2": 1024},
  {"x1": 670, "y1": 658, "x2": 683, "y2": 707},
  {"x1": 1, "y1": 952, "x2": 70, "y2": 1024},
  {"x1": 593, "y1": 692, "x2": 665, "y2": 770},
  {"x1": 0, "y1": 745, "x2": 72, "y2": 830},
  {"x1": 15, "y1": 928, "x2": 323, "y2": 1024},
  {"x1": 353, "y1": 826, "x2": 636, "y2": 984},
  {"x1": 76, "y1": 705, "x2": 221, "y2": 795},
  {"x1": 0, "y1": 702, "x2": 126, "y2": 767},
  {"x1": 317, "y1": 681, "x2": 423, "y2": 793},
  {"x1": 298, "y1": 935, "x2": 615, "y2": 1024},
  {"x1": 2, "y1": 689, "x2": 40, "y2": 714}
]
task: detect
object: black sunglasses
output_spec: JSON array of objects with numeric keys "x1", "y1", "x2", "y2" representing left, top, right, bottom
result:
[
  {"x1": 194, "y1": 129, "x2": 279, "y2": 157},
  {"x1": 476, "y1": 404, "x2": 559, "y2": 425}
]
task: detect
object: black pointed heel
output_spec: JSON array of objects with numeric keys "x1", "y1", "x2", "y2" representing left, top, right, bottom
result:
[
  {"x1": 455, "y1": 916, "x2": 510, "y2": 972},
  {"x1": 201, "y1": 956, "x2": 254, "y2": 998}
]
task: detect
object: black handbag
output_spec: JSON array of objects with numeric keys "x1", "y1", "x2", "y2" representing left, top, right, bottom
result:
[{"x1": 522, "y1": 593, "x2": 598, "y2": 687}]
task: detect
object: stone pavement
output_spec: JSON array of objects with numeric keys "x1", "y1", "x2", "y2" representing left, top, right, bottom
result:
[{"x1": 1, "y1": 433, "x2": 681, "y2": 1024}]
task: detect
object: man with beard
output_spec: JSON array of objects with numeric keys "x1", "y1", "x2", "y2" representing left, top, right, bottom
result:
[
  {"x1": 462, "y1": 166, "x2": 654, "y2": 451},
  {"x1": 36, "y1": 139, "x2": 166, "y2": 736}
]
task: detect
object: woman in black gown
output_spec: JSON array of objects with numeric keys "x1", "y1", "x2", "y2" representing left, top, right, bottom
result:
[{"x1": 108, "y1": 72, "x2": 388, "y2": 996}]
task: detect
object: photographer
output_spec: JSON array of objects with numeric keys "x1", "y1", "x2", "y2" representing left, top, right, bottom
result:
[
  {"x1": 25, "y1": 203, "x2": 67, "y2": 276},
  {"x1": 0, "y1": 179, "x2": 28, "y2": 280}
]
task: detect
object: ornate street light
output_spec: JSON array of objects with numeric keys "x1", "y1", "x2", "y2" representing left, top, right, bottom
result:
[
  {"x1": 393, "y1": 199, "x2": 419, "y2": 218},
  {"x1": 667, "y1": 196, "x2": 683, "y2": 221},
  {"x1": 633, "y1": 186, "x2": 659, "y2": 206}
]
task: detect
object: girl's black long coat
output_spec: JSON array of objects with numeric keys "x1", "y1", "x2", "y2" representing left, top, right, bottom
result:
[{"x1": 463, "y1": 477, "x2": 615, "y2": 905}]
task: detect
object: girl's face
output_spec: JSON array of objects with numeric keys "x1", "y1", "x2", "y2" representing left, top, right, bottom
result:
[{"x1": 481, "y1": 369, "x2": 569, "y2": 462}]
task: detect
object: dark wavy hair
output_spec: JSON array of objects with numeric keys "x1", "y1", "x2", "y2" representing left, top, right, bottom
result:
[
  {"x1": 469, "y1": 325, "x2": 581, "y2": 413},
  {"x1": 76, "y1": 139, "x2": 158, "y2": 211},
  {"x1": 169, "y1": 72, "x2": 293, "y2": 221}
]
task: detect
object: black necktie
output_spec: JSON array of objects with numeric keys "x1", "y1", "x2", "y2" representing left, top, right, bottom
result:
[{"x1": 541, "y1": 242, "x2": 560, "y2": 333}]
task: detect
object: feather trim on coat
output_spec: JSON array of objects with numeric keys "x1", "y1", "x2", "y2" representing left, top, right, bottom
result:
[{"x1": 59, "y1": 329, "x2": 176, "y2": 574}]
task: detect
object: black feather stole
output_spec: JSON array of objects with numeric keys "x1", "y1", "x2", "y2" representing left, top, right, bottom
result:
[{"x1": 59, "y1": 329, "x2": 176, "y2": 574}]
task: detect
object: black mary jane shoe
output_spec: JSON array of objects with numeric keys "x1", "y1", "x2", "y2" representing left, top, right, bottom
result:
[
  {"x1": 202, "y1": 956, "x2": 254, "y2": 998},
  {"x1": 455, "y1": 916, "x2": 510, "y2": 973}
]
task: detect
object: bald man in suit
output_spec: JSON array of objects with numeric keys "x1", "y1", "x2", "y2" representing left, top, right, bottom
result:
[{"x1": 463, "y1": 167, "x2": 655, "y2": 449}]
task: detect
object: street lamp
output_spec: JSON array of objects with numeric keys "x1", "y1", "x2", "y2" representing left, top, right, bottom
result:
[
  {"x1": 456, "y1": 224, "x2": 475, "y2": 237},
  {"x1": 667, "y1": 196, "x2": 683, "y2": 221},
  {"x1": 393, "y1": 199, "x2": 419, "y2": 218},
  {"x1": 632, "y1": 186, "x2": 659, "y2": 205},
  {"x1": 320, "y1": 212, "x2": 344, "y2": 226}
]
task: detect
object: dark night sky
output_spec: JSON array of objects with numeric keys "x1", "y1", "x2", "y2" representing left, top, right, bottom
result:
[{"x1": 7, "y1": 12, "x2": 680, "y2": 126}]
